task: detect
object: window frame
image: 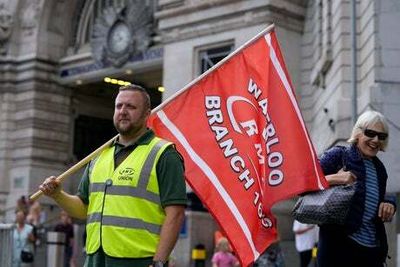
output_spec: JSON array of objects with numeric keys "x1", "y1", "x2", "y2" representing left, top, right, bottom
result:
[{"x1": 194, "y1": 40, "x2": 235, "y2": 76}]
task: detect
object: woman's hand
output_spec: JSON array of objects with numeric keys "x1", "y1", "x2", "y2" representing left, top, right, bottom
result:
[
  {"x1": 325, "y1": 168, "x2": 357, "y2": 185},
  {"x1": 378, "y1": 202, "x2": 395, "y2": 222}
]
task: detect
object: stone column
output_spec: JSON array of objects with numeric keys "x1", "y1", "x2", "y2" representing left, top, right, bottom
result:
[{"x1": 5, "y1": 78, "x2": 72, "y2": 220}]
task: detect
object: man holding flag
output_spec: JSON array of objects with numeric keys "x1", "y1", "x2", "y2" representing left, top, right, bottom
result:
[
  {"x1": 39, "y1": 85, "x2": 187, "y2": 267},
  {"x1": 38, "y1": 24, "x2": 327, "y2": 267}
]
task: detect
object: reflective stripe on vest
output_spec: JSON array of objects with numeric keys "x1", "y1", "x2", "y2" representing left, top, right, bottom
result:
[
  {"x1": 86, "y1": 137, "x2": 170, "y2": 258},
  {"x1": 87, "y1": 212, "x2": 161, "y2": 234},
  {"x1": 89, "y1": 183, "x2": 160, "y2": 203}
]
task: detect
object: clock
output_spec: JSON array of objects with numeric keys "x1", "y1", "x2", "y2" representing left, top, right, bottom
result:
[
  {"x1": 107, "y1": 21, "x2": 131, "y2": 55},
  {"x1": 91, "y1": 5, "x2": 152, "y2": 67}
]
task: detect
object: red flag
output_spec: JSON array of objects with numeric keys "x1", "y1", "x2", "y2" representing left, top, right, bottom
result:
[{"x1": 148, "y1": 25, "x2": 328, "y2": 266}]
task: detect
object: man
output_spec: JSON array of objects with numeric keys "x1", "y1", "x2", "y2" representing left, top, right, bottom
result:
[
  {"x1": 54, "y1": 210, "x2": 74, "y2": 267},
  {"x1": 39, "y1": 84, "x2": 187, "y2": 267}
]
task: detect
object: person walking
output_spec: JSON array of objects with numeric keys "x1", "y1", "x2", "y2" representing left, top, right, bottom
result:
[
  {"x1": 292, "y1": 220, "x2": 318, "y2": 267},
  {"x1": 317, "y1": 110, "x2": 396, "y2": 267},
  {"x1": 39, "y1": 84, "x2": 187, "y2": 267},
  {"x1": 12, "y1": 209, "x2": 35, "y2": 267}
]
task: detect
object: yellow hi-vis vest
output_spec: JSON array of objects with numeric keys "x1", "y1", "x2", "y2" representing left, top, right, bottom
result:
[{"x1": 86, "y1": 137, "x2": 171, "y2": 258}]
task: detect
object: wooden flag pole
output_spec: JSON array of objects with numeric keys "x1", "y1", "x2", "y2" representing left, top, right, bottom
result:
[{"x1": 29, "y1": 134, "x2": 119, "y2": 201}]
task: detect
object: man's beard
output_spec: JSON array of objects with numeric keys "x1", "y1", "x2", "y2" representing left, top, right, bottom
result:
[{"x1": 114, "y1": 120, "x2": 144, "y2": 136}]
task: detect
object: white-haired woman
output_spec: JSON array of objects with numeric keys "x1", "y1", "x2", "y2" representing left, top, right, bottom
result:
[{"x1": 317, "y1": 110, "x2": 396, "y2": 267}]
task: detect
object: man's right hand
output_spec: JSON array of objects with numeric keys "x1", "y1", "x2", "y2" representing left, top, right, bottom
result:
[
  {"x1": 38, "y1": 176, "x2": 88, "y2": 220},
  {"x1": 39, "y1": 176, "x2": 62, "y2": 197}
]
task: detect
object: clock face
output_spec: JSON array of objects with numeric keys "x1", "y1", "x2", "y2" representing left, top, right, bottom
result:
[{"x1": 107, "y1": 21, "x2": 131, "y2": 54}]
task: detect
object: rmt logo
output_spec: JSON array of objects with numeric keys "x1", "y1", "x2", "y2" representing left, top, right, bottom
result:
[{"x1": 118, "y1": 168, "x2": 135, "y2": 181}]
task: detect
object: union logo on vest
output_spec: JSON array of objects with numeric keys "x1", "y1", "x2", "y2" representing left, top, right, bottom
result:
[{"x1": 118, "y1": 167, "x2": 135, "y2": 181}]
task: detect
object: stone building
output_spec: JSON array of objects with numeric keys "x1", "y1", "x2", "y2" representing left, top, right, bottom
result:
[{"x1": 0, "y1": 0, "x2": 399, "y2": 266}]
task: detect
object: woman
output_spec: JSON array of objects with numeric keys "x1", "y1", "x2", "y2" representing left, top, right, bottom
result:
[
  {"x1": 317, "y1": 110, "x2": 396, "y2": 267},
  {"x1": 13, "y1": 209, "x2": 35, "y2": 267}
]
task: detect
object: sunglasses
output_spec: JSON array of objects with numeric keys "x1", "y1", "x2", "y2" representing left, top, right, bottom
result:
[{"x1": 363, "y1": 128, "x2": 388, "y2": 141}]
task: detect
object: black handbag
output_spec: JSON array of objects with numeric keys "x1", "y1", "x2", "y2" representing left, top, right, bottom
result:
[
  {"x1": 292, "y1": 183, "x2": 356, "y2": 225},
  {"x1": 20, "y1": 249, "x2": 34, "y2": 263}
]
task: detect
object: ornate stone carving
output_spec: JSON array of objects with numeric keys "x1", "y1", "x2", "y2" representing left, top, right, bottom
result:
[
  {"x1": 20, "y1": 0, "x2": 40, "y2": 36},
  {"x1": 91, "y1": 1, "x2": 153, "y2": 67},
  {"x1": 0, "y1": 3, "x2": 13, "y2": 54}
]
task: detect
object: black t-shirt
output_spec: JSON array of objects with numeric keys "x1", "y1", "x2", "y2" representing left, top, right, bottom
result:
[{"x1": 54, "y1": 223, "x2": 74, "y2": 247}]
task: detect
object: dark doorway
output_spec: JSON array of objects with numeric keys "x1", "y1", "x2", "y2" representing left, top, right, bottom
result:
[{"x1": 73, "y1": 115, "x2": 117, "y2": 160}]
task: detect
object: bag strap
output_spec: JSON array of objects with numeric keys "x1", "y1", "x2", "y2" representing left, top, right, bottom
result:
[
  {"x1": 334, "y1": 145, "x2": 348, "y2": 171},
  {"x1": 341, "y1": 146, "x2": 348, "y2": 171}
]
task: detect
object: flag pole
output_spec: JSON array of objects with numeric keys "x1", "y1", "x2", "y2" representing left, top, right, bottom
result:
[
  {"x1": 152, "y1": 24, "x2": 275, "y2": 114},
  {"x1": 29, "y1": 134, "x2": 119, "y2": 201}
]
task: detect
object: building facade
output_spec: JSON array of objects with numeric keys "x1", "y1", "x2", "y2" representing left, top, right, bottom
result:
[{"x1": 0, "y1": 0, "x2": 399, "y2": 266}]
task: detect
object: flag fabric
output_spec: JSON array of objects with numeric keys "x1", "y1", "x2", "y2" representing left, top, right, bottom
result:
[{"x1": 148, "y1": 25, "x2": 328, "y2": 267}]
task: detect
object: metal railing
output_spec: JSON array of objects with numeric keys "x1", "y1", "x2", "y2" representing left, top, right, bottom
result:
[{"x1": 0, "y1": 223, "x2": 14, "y2": 266}]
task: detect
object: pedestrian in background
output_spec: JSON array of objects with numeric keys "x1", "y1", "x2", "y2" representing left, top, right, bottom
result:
[
  {"x1": 293, "y1": 220, "x2": 318, "y2": 267},
  {"x1": 26, "y1": 200, "x2": 42, "y2": 227},
  {"x1": 212, "y1": 237, "x2": 239, "y2": 267},
  {"x1": 54, "y1": 210, "x2": 74, "y2": 267},
  {"x1": 317, "y1": 110, "x2": 396, "y2": 267},
  {"x1": 26, "y1": 200, "x2": 43, "y2": 247},
  {"x1": 39, "y1": 84, "x2": 187, "y2": 267},
  {"x1": 214, "y1": 228, "x2": 233, "y2": 252},
  {"x1": 16, "y1": 196, "x2": 28, "y2": 215},
  {"x1": 13, "y1": 209, "x2": 35, "y2": 267}
]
